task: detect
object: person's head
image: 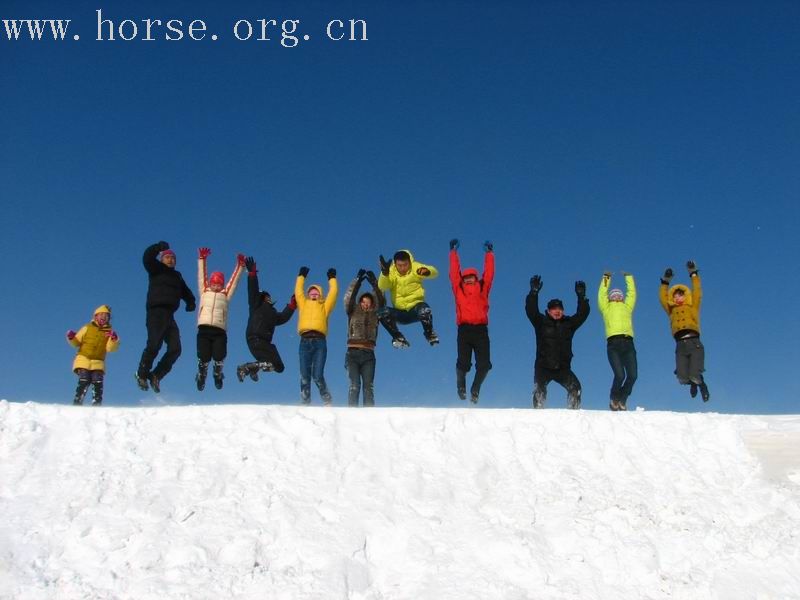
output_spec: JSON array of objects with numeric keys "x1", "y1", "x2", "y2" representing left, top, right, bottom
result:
[
  {"x1": 209, "y1": 272, "x2": 224, "y2": 292},
  {"x1": 608, "y1": 288, "x2": 624, "y2": 302},
  {"x1": 160, "y1": 249, "x2": 176, "y2": 268},
  {"x1": 461, "y1": 267, "x2": 479, "y2": 286},
  {"x1": 672, "y1": 288, "x2": 686, "y2": 305},
  {"x1": 93, "y1": 305, "x2": 111, "y2": 326},
  {"x1": 393, "y1": 250, "x2": 411, "y2": 275},
  {"x1": 261, "y1": 291, "x2": 274, "y2": 305},
  {"x1": 547, "y1": 298, "x2": 564, "y2": 320},
  {"x1": 308, "y1": 285, "x2": 322, "y2": 301},
  {"x1": 359, "y1": 292, "x2": 375, "y2": 311}
]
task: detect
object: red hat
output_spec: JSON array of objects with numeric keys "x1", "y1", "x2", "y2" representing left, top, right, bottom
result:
[
  {"x1": 209, "y1": 272, "x2": 224, "y2": 287},
  {"x1": 160, "y1": 249, "x2": 176, "y2": 259},
  {"x1": 461, "y1": 268, "x2": 479, "y2": 279}
]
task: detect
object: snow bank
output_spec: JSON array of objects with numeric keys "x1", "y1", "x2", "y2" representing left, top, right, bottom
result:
[{"x1": 1, "y1": 400, "x2": 799, "y2": 600}]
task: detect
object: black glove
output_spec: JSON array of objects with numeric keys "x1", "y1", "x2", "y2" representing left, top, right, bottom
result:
[
  {"x1": 603, "y1": 271, "x2": 612, "y2": 280},
  {"x1": 244, "y1": 256, "x2": 257, "y2": 274},
  {"x1": 157, "y1": 241, "x2": 170, "y2": 251},
  {"x1": 327, "y1": 268, "x2": 336, "y2": 280},
  {"x1": 575, "y1": 280, "x2": 586, "y2": 298},
  {"x1": 185, "y1": 302, "x2": 196, "y2": 313},
  {"x1": 416, "y1": 267, "x2": 431, "y2": 276},
  {"x1": 687, "y1": 260, "x2": 698, "y2": 276},
  {"x1": 356, "y1": 268, "x2": 366, "y2": 281},
  {"x1": 484, "y1": 240, "x2": 493, "y2": 252},
  {"x1": 661, "y1": 268, "x2": 673, "y2": 285},
  {"x1": 299, "y1": 266, "x2": 310, "y2": 278},
  {"x1": 530, "y1": 275, "x2": 542, "y2": 293},
  {"x1": 365, "y1": 270, "x2": 378, "y2": 286},
  {"x1": 449, "y1": 239, "x2": 459, "y2": 250},
  {"x1": 379, "y1": 255, "x2": 390, "y2": 276}
]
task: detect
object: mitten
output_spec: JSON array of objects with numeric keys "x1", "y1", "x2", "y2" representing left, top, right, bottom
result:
[
  {"x1": 484, "y1": 241, "x2": 493, "y2": 252},
  {"x1": 661, "y1": 268, "x2": 673, "y2": 285},
  {"x1": 299, "y1": 266, "x2": 310, "y2": 278},
  {"x1": 288, "y1": 295, "x2": 297, "y2": 310},
  {"x1": 66, "y1": 329, "x2": 76, "y2": 340},
  {"x1": 327, "y1": 268, "x2": 337, "y2": 280},
  {"x1": 237, "y1": 253, "x2": 246, "y2": 267},
  {"x1": 687, "y1": 260, "x2": 698, "y2": 276},
  {"x1": 449, "y1": 239, "x2": 459, "y2": 250}
]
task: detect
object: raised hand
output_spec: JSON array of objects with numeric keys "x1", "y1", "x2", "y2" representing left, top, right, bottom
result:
[
  {"x1": 449, "y1": 239, "x2": 460, "y2": 250},
  {"x1": 106, "y1": 330, "x2": 118, "y2": 341},
  {"x1": 484, "y1": 240, "x2": 493, "y2": 252},
  {"x1": 365, "y1": 270, "x2": 378, "y2": 286},
  {"x1": 530, "y1": 275, "x2": 542, "y2": 293},
  {"x1": 603, "y1": 271, "x2": 612, "y2": 280},
  {"x1": 288, "y1": 295, "x2": 297, "y2": 310},
  {"x1": 237, "y1": 253, "x2": 246, "y2": 266},
  {"x1": 157, "y1": 241, "x2": 170, "y2": 251},
  {"x1": 327, "y1": 268, "x2": 337, "y2": 280},
  {"x1": 662, "y1": 268, "x2": 674, "y2": 284},
  {"x1": 66, "y1": 329, "x2": 76, "y2": 340},
  {"x1": 687, "y1": 260, "x2": 698, "y2": 275},
  {"x1": 575, "y1": 280, "x2": 586, "y2": 297},
  {"x1": 379, "y1": 255, "x2": 390, "y2": 276},
  {"x1": 357, "y1": 268, "x2": 366, "y2": 280},
  {"x1": 299, "y1": 266, "x2": 310, "y2": 278},
  {"x1": 244, "y1": 256, "x2": 257, "y2": 274},
  {"x1": 198, "y1": 247, "x2": 211, "y2": 259}
]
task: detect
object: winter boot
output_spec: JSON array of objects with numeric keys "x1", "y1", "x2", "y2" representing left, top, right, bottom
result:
[
  {"x1": 196, "y1": 361, "x2": 209, "y2": 391},
  {"x1": 419, "y1": 308, "x2": 439, "y2": 346},
  {"x1": 236, "y1": 363, "x2": 249, "y2": 383},
  {"x1": 134, "y1": 371, "x2": 149, "y2": 392},
  {"x1": 609, "y1": 399, "x2": 620, "y2": 411},
  {"x1": 470, "y1": 369, "x2": 488, "y2": 404},
  {"x1": 533, "y1": 384, "x2": 547, "y2": 409},
  {"x1": 618, "y1": 399, "x2": 628, "y2": 411},
  {"x1": 391, "y1": 335, "x2": 410, "y2": 349},
  {"x1": 690, "y1": 383, "x2": 698, "y2": 398},
  {"x1": 425, "y1": 331, "x2": 440, "y2": 346},
  {"x1": 699, "y1": 381, "x2": 710, "y2": 402},
  {"x1": 73, "y1": 379, "x2": 90, "y2": 405},
  {"x1": 470, "y1": 389, "x2": 479, "y2": 404},
  {"x1": 456, "y1": 369, "x2": 467, "y2": 400},
  {"x1": 148, "y1": 373, "x2": 161, "y2": 394},
  {"x1": 91, "y1": 381, "x2": 103, "y2": 406},
  {"x1": 213, "y1": 361, "x2": 224, "y2": 390}
]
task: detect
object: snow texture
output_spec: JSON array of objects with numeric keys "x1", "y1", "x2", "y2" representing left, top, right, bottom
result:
[{"x1": 1, "y1": 399, "x2": 799, "y2": 600}]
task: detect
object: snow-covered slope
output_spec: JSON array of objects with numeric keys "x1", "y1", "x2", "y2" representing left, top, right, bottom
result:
[{"x1": 1, "y1": 400, "x2": 799, "y2": 600}]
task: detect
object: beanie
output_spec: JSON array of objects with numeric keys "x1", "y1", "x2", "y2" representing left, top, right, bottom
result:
[
  {"x1": 209, "y1": 272, "x2": 224, "y2": 287},
  {"x1": 608, "y1": 288, "x2": 624, "y2": 301},
  {"x1": 547, "y1": 298, "x2": 564, "y2": 310}
]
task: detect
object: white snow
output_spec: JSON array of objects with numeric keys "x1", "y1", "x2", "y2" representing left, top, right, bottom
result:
[{"x1": 1, "y1": 400, "x2": 799, "y2": 600}]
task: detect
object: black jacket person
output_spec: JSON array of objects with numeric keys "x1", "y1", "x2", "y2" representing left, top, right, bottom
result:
[
  {"x1": 526, "y1": 276, "x2": 590, "y2": 409},
  {"x1": 136, "y1": 241, "x2": 195, "y2": 392}
]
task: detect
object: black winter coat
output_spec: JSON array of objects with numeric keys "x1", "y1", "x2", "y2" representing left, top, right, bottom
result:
[
  {"x1": 525, "y1": 291, "x2": 590, "y2": 370},
  {"x1": 245, "y1": 273, "x2": 294, "y2": 342},
  {"x1": 143, "y1": 243, "x2": 195, "y2": 313}
]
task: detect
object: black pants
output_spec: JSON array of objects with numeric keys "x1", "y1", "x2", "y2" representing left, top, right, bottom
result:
[
  {"x1": 533, "y1": 365, "x2": 581, "y2": 409},
  {"x1": 246, "y1": 337, "x2": 285, "y2": 373},
  {"x1": 346, "y1": 347, "x2": 376, "y2": 407},
  {"x1": 197, "y1": 325, "x2": 227, "y2": 363},
  {"x1": 138, "y1": 307, "x2": 181, "y2": 379},
  {"x1": 675, "y1": 337, "x2": 705, "y2": 385},
  {"x1": 74, "y1": 368, "x2": 104, "y2": 404},
  {"x1": 456, "y1": 324, "x2": 491, "y2": 392},
  {"x1": 607, "y1": 336, "x2": 637, "y2": 404}
]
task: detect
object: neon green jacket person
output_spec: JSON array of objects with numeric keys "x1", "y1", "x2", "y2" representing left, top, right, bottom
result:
[
  {"x1": 597, "y1": 273, "x2": 636, "y2": 338},
  {"x1": 378, "y1": 249, "x2": 438, "y2": 311}
]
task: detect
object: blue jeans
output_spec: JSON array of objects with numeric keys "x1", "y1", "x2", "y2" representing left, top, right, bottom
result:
[
  {"x1": 607, "y1": 336, "x2": 638, "y2": 404},
  {"x1": 299, "y1": 337, "x2": 331, "y2": 405},
  {"x1": 346, "y1": 348, "x2": 376, "y2": 406}
]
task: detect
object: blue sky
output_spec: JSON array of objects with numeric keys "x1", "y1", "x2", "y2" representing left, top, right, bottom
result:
[{"x1": 2, "y1": 0, "x2": 798, "y2": 412}]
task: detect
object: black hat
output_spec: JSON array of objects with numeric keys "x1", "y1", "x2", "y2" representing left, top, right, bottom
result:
[{"x1": 547, "y1": 298, "x2": 564, "y2": 310}]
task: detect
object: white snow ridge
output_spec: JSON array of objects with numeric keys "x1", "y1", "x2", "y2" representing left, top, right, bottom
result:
[{"x1": 1, "y1": 400, "x2": 799, "y2": 600}]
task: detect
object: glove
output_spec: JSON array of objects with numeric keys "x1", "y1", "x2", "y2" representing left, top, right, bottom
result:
[
  {"x1": 185, "y1": 302, "x2": 196, "y2": 312},
  {"x1": 379, "y1": 255, "x2": 390, "y2": 276},
  {"x1": 237, "y1": 253, "x2": 246, "y2": 267},
  {"x1": 530, "y1": 275, "x2": 542, "y2": 293},
  {"x1": 327, "y1": 268, "x2": 336, "y2": 280},
  {"x1": 621, "y1": 271, "x2": 631, "y2": 277},
  {"x1": 357, "y1": 268, "x2": 366, "y2": 281},
  {"x1": 661, "y1": 268, "x2": 673, "y2": 285},
  {"x1": 106, "y1": 330, "x2": 118, "y2": 341},
  {"x1": 198, "y1": 247, "x2": 211, "y2": 259},
  {"x1": 575, "y1": 280, "x2": 586, "y2": 298},
  {"x1": 288, "y1": 295, "x2": 297, "y2": 310},
  {"x1": 449, "y1": 239, "x2": 459, "y2": 250},
  {"x1": 299, "y1": 266, "x2": 310, "y2": 278},
  {"x1": 416, "y1": 267, "x2": 431, "y2": 276},
  {"x1": 603, "y1": 271, "x2": 612, "y2": 280},
  {"x1": 484, "y1": 241, "x2": 493, "y2": 252},
  {"x1": 66, "y1": 329, "x2": 76, "y2": 340},
  {"x1": 365, "y1": 270, "x2": 378, "y2": 286},
  {"x1": 157, "y1": 241, "x2": 170, "y2": 252},
  {"x1": 244, "y1": 256, "x2": 257, "y2": 274},
  {"x1": 687, "y1": 260, "x2": 698, "y2": 276}
]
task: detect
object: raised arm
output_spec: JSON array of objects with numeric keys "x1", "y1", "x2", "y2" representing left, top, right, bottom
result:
[
  {"x1": 624, "y1": 273, "x2": 636, "y2": 310},
  {"x1": 224, "y1": 254, "x2": 246, "y2": 299},
  {"x1": 324, "y1": 270, "x2": 338, "y2": 315},
  {"x1": 448, "y1": 242, "x2": 462, "y2": 293},
  {"x1": 525, "y1": 275, "x2": 543, "y2": 328},
  {"x1": 482, "y1": 243, "x2": 495, "y2": 296},
  {"x1": 365, "y1": 270, "x2": 385, "y2": 308},
  {"x1": 344, "y1": 274, "x2": 363, "y2": 316},
  {"x1": 295, "y1": 267, "x2": 308, "y2": 309},
  {"x1": 143, "y1": 241, "x2": 168, "y2": 275},
  {"x1": 597, "y1": 272, "x2": 610, "y2": 315},
  {"x1": 659, "y1": 268, "x2": 673, "y2": 313},
  {"x1": 688, "y1": 260, "x2": 702, "y2": 310},
  {"x1": 197, "y1": 247, "x2": 210, "y2": 293}
]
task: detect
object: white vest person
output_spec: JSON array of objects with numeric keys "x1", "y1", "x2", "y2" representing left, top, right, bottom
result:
[{"x1": 196, "y1": 247, "x2": 245, "y2": 390}]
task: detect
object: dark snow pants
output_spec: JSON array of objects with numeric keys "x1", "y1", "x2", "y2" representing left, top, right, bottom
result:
[
  {"x1": 607, "y1": 336, "x2": 637, "y2": 405},
  {"x1": 456, "y1": 324, "x2": 491, "y2": 394},
  {"x1": 378, "y1": 303, "x2": 434, "y2": 340},
  {"x1": 246, "y1": 337, "x2": 285, "y2": 373},
  {"x1": 138, "y1": 307, "x2": 181, "y2": 379},
  {"x1": 533, "y1": 365, "x2": 581, "y2": 409},
  {"x1": 197, "y1": 325, "x2": 227, "y2": 363},
  {"x1": 675, "y1": 336, "x2": 705, "y2": 385}
]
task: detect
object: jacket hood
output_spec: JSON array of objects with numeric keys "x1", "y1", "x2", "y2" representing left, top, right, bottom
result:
[
  {"x1": 393, "y1": 249, "x2": 415, "y2": 276},
  {"x1": 668, "y1": 284, "x2": 693, "y2": 306},
  {"x1": 461, "y1": 267, "x2": 479, "y2": 280},
  {"x1": 306, "y1": 284, "x2": 325, "y2": 301},
  {"x1": 93, "y1": 305, "x2": 111, "y2": 317}
]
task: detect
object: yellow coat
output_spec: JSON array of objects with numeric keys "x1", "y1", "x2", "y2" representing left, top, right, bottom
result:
[
  {"x1": 597, "y1": 274, "x2": 636, "y2": 338},
  {"x1": 295, "y1": 276, "x2": 337, "y2": 336},
  {"x1": 68, "y1": 305, "x2": 120, "y2": 372},
  {"x1": 659, "y1": 274, "x2": 702, "y2": 337},
  {"x1": 378, "y1": 250, "x2": 438, "y2": 311}
]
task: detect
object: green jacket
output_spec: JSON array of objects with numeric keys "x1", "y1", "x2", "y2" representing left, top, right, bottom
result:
[
  {"x1": 378, "y1": 250, "x2": 438, "y2": 311},
  {"x1": 597, "y1": 274, "x2": 636, "y2": 338}
]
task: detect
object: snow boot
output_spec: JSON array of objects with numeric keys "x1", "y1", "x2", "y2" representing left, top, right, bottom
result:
[
  {"x1": 91, "y1": 381, "x2": 103, "y2": 406},
  {"x1": 699, "y1": 382, "x2": 710, "y2": 402},
  {"x1": 609, "y1": 399, "x2": 620, "y2": 411},
  {"x1": 213, "y1": 361, "x2": 224, "y2": 390},
  {"x1": 690, "y1": 383, "x2": 698, "y2": 398},
  {"x1": 391, "y1": 335, "x2": 410, "y2": 349},
  {"x1": 470, "y1": 390, "x2": 479, "y2": 404},
  {"x1": 236, "y1": 363, "x2": 249, "y2": 383},
  {"x1": 148, "y1": 373, "x2": 161, "y2": 394},
  {"x1": 456, "y1": 369, "x2": 467, "y2": 400},
  {"x1": 425, "y1": 331, "x2": 440, "y2": 346},
  {"x1": 196, "y1": 361, "x2": 208, "y2": 391},
  {"x1": 73, "y1": 377, "x2": 90, "y2": 405},
  {"x1": 134, "y1": 372, "x2": 149, "y2": 392}
]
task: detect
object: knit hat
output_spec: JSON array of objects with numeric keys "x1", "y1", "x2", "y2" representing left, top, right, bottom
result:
[
  {"x1": 461, "y1": 268, "x2": 479, "y2": 280},
  {"x1": 547, "y1": 298, "x2": 564, "y2": 310},
  {"x1": 608, "y1": 288, "x2": 624, "y2": 301},
  {"x1": 94, "y1": 305, "x2": 111, "y2": 317},
  {"x1": 209, "y1": 272, "x2": 224, "y2": 287}
]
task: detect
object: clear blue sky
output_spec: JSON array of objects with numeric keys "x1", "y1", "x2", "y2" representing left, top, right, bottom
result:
[{"x1": 2, "y1": 0, "x2": 798, "y2": 413}]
